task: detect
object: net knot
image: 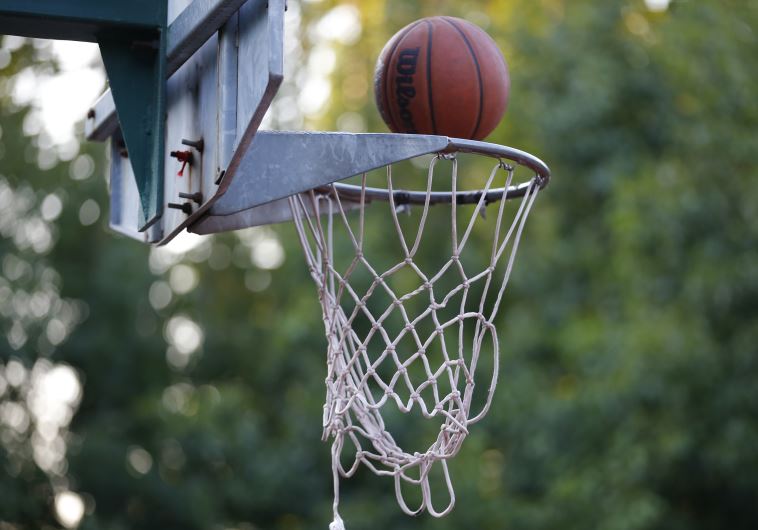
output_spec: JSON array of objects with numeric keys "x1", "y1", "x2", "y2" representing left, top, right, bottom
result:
[{"x1": 498, "y1": 160, "x2": 514, "y2": 171}]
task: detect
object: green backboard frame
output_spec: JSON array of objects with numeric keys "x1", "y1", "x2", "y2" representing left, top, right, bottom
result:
[{"x1": 0, "y1": 0, "x2": 168, "y2": 230}]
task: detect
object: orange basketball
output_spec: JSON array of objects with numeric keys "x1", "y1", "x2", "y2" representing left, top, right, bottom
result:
[{"x1": 374, "y1": 16, "x2": 510, "y2": 140}]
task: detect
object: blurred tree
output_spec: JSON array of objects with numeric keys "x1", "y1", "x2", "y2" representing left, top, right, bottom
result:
[
  {"x1": 2, "y1": 0, "x2": 757, "y2": 529},
  {"x1": 0, "y1": 40, "x2": 98, "y2": 528}
]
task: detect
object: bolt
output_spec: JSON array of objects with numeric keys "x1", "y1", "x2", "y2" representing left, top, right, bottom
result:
[
  {"x1": 170, "y1": 150, "x2": 192, "y2": 162},
  {"x1": 167, "y1": 202, "x2": 193, "y2": 215},
  {"x1": 181, "y1": 138, "x2": 204, "y2": 152},
  {"x1": 178, "y1": 191, "x2": 203, "y2": 204},
  {"x1": 87, "y1": 108, "x2": 95, "y2": 119},
  {"x1": 170, "y1": 150, "x2": 193, "y2": 176}
]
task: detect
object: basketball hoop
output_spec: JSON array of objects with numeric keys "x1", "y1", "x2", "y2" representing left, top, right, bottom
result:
[{"x1": 289, "y1": 138, "x2": 549, "y2": 529}]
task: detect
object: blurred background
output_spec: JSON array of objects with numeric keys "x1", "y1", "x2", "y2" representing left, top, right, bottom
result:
[{"x1": 1, "y1": 0, "x2": 757, "y2": 529}]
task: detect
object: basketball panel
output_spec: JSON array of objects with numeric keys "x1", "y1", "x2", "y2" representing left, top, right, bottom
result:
[
  {"x1": 383, "y1": 22, "x2": 435, "y2": 135},
  {"x1": 447, "y1": 18, "x2": 509, "y2": 139},
  {"x1": 375, "y1": 20, "x2": 423, "y2": 132},
  {"x1": 430, "y1": 17, "x2": 483, "y2": 139}
]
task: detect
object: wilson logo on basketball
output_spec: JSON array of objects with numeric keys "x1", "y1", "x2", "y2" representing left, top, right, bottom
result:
[{"x1": 395, "y1": 47, "x2": 420, "y2": 133}]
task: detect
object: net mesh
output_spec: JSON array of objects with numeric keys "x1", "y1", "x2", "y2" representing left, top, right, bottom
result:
[{"x1": 288, "y1": 153, "x2": 540, "y2": 528}]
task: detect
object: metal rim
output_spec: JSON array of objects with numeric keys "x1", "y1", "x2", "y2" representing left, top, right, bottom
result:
[{"x1": 318, "y1": 137, "x2": 551, "y2": 206}]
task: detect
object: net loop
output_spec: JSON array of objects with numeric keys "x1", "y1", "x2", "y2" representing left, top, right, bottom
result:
[{"x1": 289, "y1": 144, "x2": 543, "y2": 528}]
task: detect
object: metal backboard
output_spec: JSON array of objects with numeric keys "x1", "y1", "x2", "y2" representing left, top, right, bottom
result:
[{"x1": 86, "y1": 0, "x2": 284, "y2": 244}]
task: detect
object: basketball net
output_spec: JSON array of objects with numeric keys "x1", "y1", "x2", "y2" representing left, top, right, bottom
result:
[{"x1": 289, "y1": 153, "x2": 541, "y2": 529}]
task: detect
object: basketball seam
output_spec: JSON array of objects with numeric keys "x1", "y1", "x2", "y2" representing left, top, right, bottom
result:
[
  {"x1": 442, "y1": 17, "x2": 484, "y2": 140},
  {"x1": 425, "y1": 20, "x2": 437, "y2": 135},
  {"x1": 383, "y1": 21, "x2": 424, "y2": 132}
]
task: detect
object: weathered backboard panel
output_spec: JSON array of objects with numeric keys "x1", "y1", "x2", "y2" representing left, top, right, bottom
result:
[{"x1": 160, "y1": 0, "x2": 222, "y2": 244}]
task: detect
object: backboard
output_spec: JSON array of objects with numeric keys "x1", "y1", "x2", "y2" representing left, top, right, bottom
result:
[{"x1": 85, "y1": 0, "x2": 284, "y2": 245}]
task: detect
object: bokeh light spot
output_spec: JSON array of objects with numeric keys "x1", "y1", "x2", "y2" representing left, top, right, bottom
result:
[
  {"x1": 645, "y1": 0, "x2": 671, "y2": 12},
  {"x1": 78, "y1": 199, "x2": 100, "y2": 226},
  {"x1": 169, "y1": 264, "x2": 198, "y2": 295},
  {"x1": 251, "y1": 237, "x2": 285, "y2": 270},
  {"x1": 245, "y1": 270, "x2": 272, "y2": 292},
  {"x1": 69, "y1": 154, "x2": 94, "y2": 181},
  {"x1": 165, "y1": 315, "x2": 203, "y2": 355},
  {"x1": 127, "y1": 446, "x2": 153, "y2": 475},
  {"x1": 41, "y1": 193, "x2": 63, "y2": 221},
  {"x1": 149, "y1": 281, "x2": 172, "y2": 311},
  {"x1": 55, "y1": 491, "x2": 85, "y2": 528}
]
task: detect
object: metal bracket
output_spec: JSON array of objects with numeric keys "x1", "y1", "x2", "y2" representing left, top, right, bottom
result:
[
  {"x1": 0, "y1": 0, "x2": 170, "y2": 230},
  {"x1": 211, "y1": 132, "x2": 452, "y2": 216},
  {"x1": 85, "y1": 0, "x2": 249, "y2": 141},
  {"x1": 98, "y1": 29, "x2": 166, "y2": 229},
  {"x1": 189, "y1": 131, "x2": 452, "y2": 234}
]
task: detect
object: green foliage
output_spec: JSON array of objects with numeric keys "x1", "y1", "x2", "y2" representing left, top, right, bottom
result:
[{"x1": 2, "y1": 0, "x2": 758, "y2": 529}]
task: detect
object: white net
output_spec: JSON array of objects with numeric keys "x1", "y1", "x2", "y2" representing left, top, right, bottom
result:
[{"x1": 289, "y1": 153, "x2": 541, "y2": 529}]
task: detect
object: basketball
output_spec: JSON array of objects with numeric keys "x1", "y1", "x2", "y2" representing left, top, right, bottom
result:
[{"x1": 374, "y1": 16, "x2": 510, "y2": 140}]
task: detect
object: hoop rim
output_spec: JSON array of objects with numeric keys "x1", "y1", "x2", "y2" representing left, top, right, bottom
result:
[{"x1": 319, "y1": 137, "x2": 550, "y2": 206}]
